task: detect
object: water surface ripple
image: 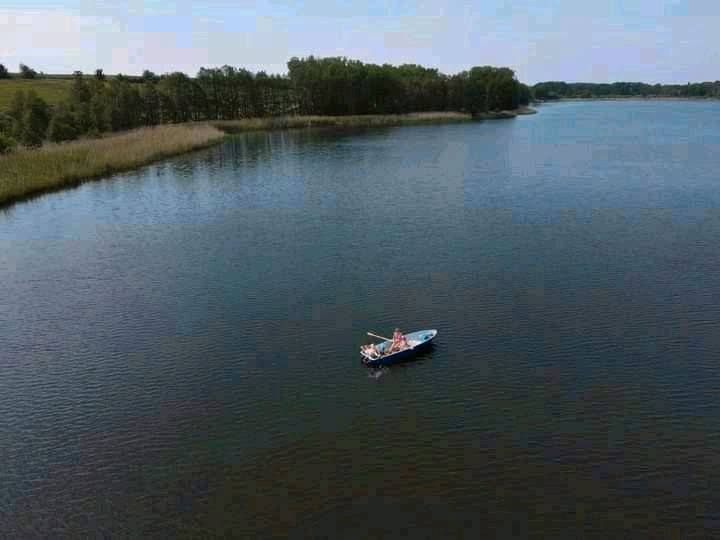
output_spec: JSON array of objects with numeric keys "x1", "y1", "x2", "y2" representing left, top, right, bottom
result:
[{"x1": 3, "y1": 101, "x2": 720, "y2": 537}]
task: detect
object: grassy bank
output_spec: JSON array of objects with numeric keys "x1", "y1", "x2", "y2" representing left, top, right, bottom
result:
[
  {"x1": 472, "y1": 106, "x2": 537, "y2": 119},
  {"x1": 212, "y1": 111, "x2": 474, "y2": 133},
  {"x1": 0, "y1": 108, "x2": 536, "y2": 207},
  {"x1": 0, "y1": 124, "x2": 224, "y2": 207}
]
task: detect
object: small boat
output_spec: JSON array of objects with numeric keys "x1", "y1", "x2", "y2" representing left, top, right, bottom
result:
[{"x1": 361, "y1": 329, "x2": 437, "y2": 367}]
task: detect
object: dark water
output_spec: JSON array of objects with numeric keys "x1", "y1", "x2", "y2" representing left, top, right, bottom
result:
[{"x1": 3, "y1": 101, "x2": 720, "y2": 537}]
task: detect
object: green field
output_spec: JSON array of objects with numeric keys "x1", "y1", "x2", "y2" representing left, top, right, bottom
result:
[{"x1": 0, "y1": 78, "x2": 73, "y2": 111}]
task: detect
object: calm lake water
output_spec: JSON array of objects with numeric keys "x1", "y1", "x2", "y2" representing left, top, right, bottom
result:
[{"x1": 3, "y1": 101, "x2": 720, "y2": 537}]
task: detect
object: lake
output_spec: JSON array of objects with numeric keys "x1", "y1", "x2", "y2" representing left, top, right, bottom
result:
[{"x1": 3, "y1": 100, "x2": 720, "y2": 537}]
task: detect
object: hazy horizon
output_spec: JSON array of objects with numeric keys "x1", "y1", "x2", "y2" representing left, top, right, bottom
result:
[{"x1": 2, "y1": 0, "x2": 719, "y2": 85}]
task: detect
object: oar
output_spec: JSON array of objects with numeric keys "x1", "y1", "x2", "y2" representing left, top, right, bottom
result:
[{"x1": 367, "y1": 331, "x2": 392, "y2": 342}]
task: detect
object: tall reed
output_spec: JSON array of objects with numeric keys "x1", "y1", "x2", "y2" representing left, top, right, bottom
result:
[
  {"x1": 212, "y1": 112, "x2": 473, "y2": 133},
  {"x1": 0, "y1": 109, "x2": 535, "y2": 207},
  {"x1": 0, "y1": 124, "x2": 224, "y2": 206}
]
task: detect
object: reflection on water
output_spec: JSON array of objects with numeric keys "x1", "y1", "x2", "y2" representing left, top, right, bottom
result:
[{"x1": 3, "y1": 101, "x2": 720, "y2": 536}]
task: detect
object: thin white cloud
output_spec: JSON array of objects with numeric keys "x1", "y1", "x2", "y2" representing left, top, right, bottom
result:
[
  {"x1": 1, "y1": 3, "x2": 719, "y2": 83},
  {"x1": 0, "y1": 9, "x2": 121, "y2": 72}
]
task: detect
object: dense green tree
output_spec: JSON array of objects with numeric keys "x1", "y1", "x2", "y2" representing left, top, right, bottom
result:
[
  {"x1": 20, "y1": 91, "x2": 50, "y2": 147},
  {"x1": 8, "y1": 90, "x2": 27, "y2": 139},
  {"x1": 0, "y1": 64, "x2": 9, "y2": 79},
  {"x1": 0, "y1": 133, "x2": 17, "y2": 154},
  {"x1": 47, "y1": 103, "x2": 79, "y2": 142},
  {"x1": 0, "y1": 112, "x2": 15, "y2": 135},
  {"x1": 142, "y1": 70, "x2": 157, "y2": 83},
  {"x1": 7, "y1": 56, "x2": 535, "y2": 148},
  {"x1": 89, "y1": 89, "x2": 109, "y2": 133},
  {"x1": 106, "y1": 78, "x2": 142, "y2": 131},
  {"x1": 70, "y1": 71, "x2": 92, "y2": 104},
  {"x1": 285, "y1": 56, "x2": 529, "y2": 116},
  {"x1": 157, "y1": 72, "x2": 200, "y2": 122},
  {"x1": 140, "y1": 80, "x2": 160, "y2": 125},
  {"x1": 288, "y1": 56, "x2": 412, "y2": 115},
  {"x1": 19, "y1": 63, "x2": 37, "y2": 79},
  {"x1": 9, "y1": 90, "x2": 26, "y2": 122},
  {"x1": 533, "y1": 80, "x2": 720, "y2": 99},
  {"x1": 448, "y1": 66, "x2": 522, "y2": 114},
  {"x1": 66, "y1": 71, "x2": 94, "y2": 134}
]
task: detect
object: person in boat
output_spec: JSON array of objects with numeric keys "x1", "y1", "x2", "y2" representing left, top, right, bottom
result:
[
  {"x1": 361, "y1": 343, "x2": 380, "y2": 359},
  {"x1": 388, "y1": 328, "x2": 408, "y2": 354}
]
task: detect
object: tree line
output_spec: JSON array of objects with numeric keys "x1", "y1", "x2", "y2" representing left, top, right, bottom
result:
[
  {"x1": 287, "y1": 58, "x2": 529, "y2": 115},
  {"x1": 534, "y1": 81, "x2": 720, "y2": 100},
  {"x1": 0, "y1": 63, "x2": 39, "y2": 79},
  {"x1": 0, "y1": 57, "x2": 530, "y2": 153}
]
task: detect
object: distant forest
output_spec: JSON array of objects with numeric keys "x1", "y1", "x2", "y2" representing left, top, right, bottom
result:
[
  {"x1": 534, "y1": 81, "x2": 720, "y2": 100},
  {"x1": 0, "y1": 57, "x2": 530, "y2": 152}
]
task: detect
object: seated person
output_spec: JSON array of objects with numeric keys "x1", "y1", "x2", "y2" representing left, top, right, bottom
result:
[
  {"x1": 388, "y1": 328, "x2": 406, "y2": 353},
  {"x1": 361, "y1": 344, "x2": 380, "y2": 359}
]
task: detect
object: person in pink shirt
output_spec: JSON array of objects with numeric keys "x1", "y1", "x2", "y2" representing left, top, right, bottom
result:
[{"x1": 389, "y1": 328, "x2": 407, "y2": 353}]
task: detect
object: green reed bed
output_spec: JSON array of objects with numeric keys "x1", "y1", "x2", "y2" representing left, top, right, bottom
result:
[
  {"x1": 0, "y1": 124, "x2": 225, "y2": 206},
  {"x1": 212, "y1": 111, "x2": 474, "y2": 133},
  {"x1": 0, "y1": 109, "x2": 537, "y2": 207}
]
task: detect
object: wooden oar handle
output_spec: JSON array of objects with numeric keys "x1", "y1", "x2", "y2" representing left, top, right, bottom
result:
[{"x1": 367, "y1": 331, "x2": 392, "y2": 342}]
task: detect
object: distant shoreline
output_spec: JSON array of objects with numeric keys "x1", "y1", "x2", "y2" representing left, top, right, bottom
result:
[
  {"x1": 213, "y1": 108, "x2": 536, "y2": 133},
  {"x1": 544, "y1": 96, "x2": 720, "y2": 102},
  {"x1": 0, "y1": 109, "x2": 536, "y2": 208}
]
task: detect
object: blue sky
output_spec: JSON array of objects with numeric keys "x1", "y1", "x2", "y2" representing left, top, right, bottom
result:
[{"x1": 1, "y1": 0, "x2": 719, "y2": 83}]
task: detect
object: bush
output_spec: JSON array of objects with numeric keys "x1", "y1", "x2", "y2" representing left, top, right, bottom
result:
[
  {"x1": 20, "y1": 125, "x2": 44, "y2": 148},
  {"x1": 0, "y1": 112, "x2": 15, "y2": 135},
  {"x1": 19, "y1": 92, "x2": 51, "y2": 147},
  {"x1": 0, "y1": 133, "x2": 17, "y2": 154},
  {"x1": 48, "y1": 105, "x2": 79, "y2": 143}
]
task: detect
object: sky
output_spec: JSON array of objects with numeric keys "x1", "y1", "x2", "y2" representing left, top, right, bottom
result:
[{"x1": 1, "y1": 0, "x2": 719, "y2": 84}]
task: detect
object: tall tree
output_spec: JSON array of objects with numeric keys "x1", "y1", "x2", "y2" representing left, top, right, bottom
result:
[
  {"x1": 20, "y1": 91, "x2": 50, "y2": 147},
  {"x1": 0, "y1": 64, "x2": 9, "y2": 79},
  {"x1": 0, "y1": 112, "x2": 14, "y2": 135},
  {"x1": 0, "y1": 111, "x2": 17, "y2": 152},
  {"x1": 89, "y1": 83, "x2": 109, "y2": 133},
  {"x1": 8, "y1": 90, "x2": 26, "y2": 123},
  {"x1": 140, "y1": 80, "x2": 160, "y2": 125},
  {"x1": 19, "y1": 63, "x2": 37, "y2": 79},
  {"x1": 70, "y1": 71, "x2": 92, "y2": 105},
  {"x1": 142, "y1": 70, "x2": 157, "y2": 83},
  {"x1": 0, "y1": 133, "x2": 16, "y2": 154},
  {"x1": 47, "y1": 103, "x2": 79, "y2": 142}
]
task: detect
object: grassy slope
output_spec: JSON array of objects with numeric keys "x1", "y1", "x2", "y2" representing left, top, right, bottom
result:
[
  {"x1": 0, "y1": 79, "x2": 73, "y2": 110},
  {"x1": 0, "y1": 124, "x2": 225, "y2": 206}
]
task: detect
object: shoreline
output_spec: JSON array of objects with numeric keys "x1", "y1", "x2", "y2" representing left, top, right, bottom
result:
[
  {"x1": 545, "y1": 96, "x2": 720, "y2": 102},
  {"x1": 0, "y1": 109, "x2": 535, "y2": 208},
  {"x1": 0, "y1": 124, "x2": 225, "y2": 209}
]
